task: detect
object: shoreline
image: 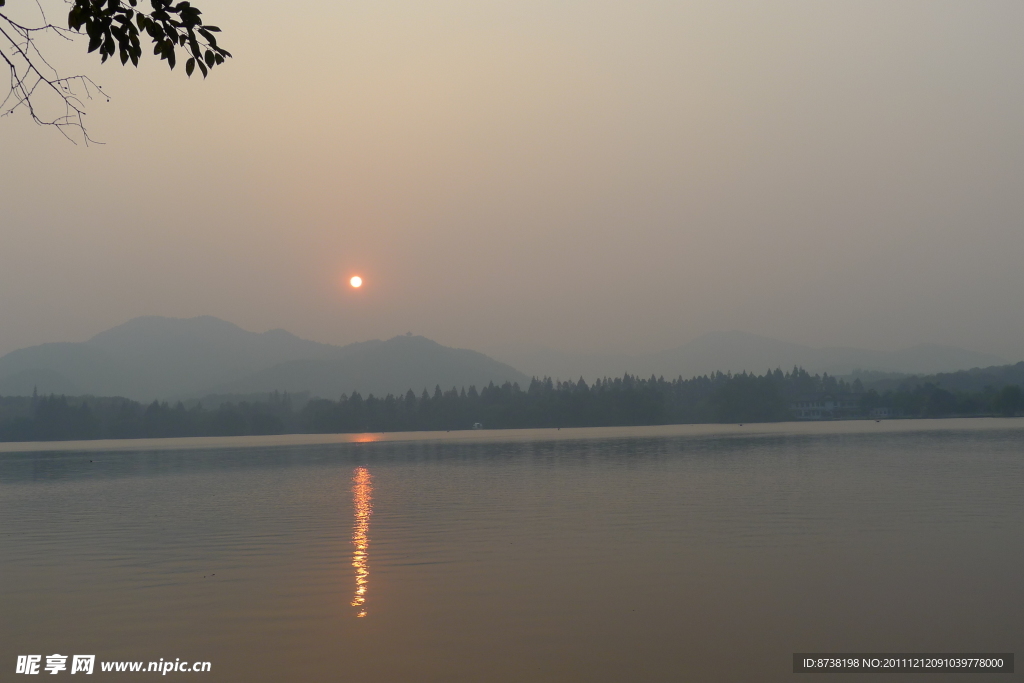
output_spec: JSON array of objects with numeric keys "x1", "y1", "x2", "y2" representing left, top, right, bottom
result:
[{"x1": 2, "y1": 416, "x2": 1023, "y2": 454}]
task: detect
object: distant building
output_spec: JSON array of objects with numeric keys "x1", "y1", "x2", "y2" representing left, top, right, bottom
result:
[{"x1": 791, "y1": 393, "x2": 860, "y2": 419}]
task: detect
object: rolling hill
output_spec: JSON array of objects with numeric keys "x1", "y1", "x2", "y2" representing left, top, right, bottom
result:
[{"x1": 0, "y1": 316, "x2": 529, "y2": 401}]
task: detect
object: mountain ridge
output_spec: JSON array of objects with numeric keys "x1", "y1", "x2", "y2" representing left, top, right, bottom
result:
[
  {"x1": 0, "y1": 316, "x2": 528, "y2": 401},
  {"x1": 0, "y1": 319, "x2": 1009, "y2": 401},
  {"x1": 493, "y1": 330, "x2": 1007, "y2": 382}
]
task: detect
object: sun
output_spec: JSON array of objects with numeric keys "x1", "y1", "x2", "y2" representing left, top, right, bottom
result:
[{"x1": 349, "y1": 276, "x2": 363, "y2": 288}]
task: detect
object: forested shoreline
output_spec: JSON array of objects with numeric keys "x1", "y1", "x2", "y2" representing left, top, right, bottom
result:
[{"x1": 1, "y1": 367, "x2": 1022, "y2": 443}]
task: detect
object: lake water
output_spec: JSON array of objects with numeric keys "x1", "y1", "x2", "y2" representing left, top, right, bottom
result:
[{"x1": 2, "y1": 420, "x2": 1022, "y2": 682}]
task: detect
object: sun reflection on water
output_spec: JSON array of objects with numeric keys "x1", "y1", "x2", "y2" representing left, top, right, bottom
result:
[{"x1": 350, "y1": 467, "x2": 372, "y2": 617}]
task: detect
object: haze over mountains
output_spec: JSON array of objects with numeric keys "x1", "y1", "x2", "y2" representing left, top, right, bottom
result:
[
  {"x1": 0, "y1": 317, "x2": 528, "y2": 401},
  {"x1": 493, "y1": 331, "x2": 1007, "y2": 383},
  {"x1": 0, "y1": 317, "x2": 1010, "y2": 402}
]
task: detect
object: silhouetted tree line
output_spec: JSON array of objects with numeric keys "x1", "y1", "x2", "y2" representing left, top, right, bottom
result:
[
  {"x1": 858, "y1": 384, "x2": 1023, "y2": 419},
  {"x1": 0, "y1": 391, "x2": 295, "y2": 442},
  {"x1": 1, "y1": 369, "x2": 1021, "y2": 442}
]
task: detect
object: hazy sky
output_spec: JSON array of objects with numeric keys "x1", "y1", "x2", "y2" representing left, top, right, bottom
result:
[{"x1": 2, "y1": 1, "x2": 1023, "y2": 361}]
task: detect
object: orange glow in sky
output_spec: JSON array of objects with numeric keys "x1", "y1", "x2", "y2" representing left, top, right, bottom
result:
[{"x1": 349, "y1": 276, "x2": 363, "y2": 288}]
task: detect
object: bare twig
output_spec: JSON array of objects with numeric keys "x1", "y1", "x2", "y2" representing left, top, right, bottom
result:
[
  {"x1": 1, "y1": 0, "x2": 230, "y2": 143},
  {"x1": 1, "y1": 8, "x2": 106, "y2": 143}
]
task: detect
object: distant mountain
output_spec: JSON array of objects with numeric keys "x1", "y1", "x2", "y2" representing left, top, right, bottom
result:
[
  {"x1": 2, "y1": 319, "x2": 1004, "y2": 400},
  {"x1": 865, "y1": 361, "x2": 1024, "y2": 393},
  {"x1": 489, "y1": 346, "x2": 633, "y2": 385},
  {"x1": 647, "y1": 332, "x2": 1007, "y2": 378},
  {"x1": 0, "y1": 316, "x2": 528, "y2": 401},
  {"x1": 0, "y1": 343, "x2": 126, "y2": 397},
  {"x1": 215, "y1": 334, "x2": 530, "y2": 399},
  {"x1": 494, "y1": 331, "x2": 1007, "y2": 381}
]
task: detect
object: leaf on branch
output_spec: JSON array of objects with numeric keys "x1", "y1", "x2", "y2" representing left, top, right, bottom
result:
[
  {"x1": 66, "y1": 0, "x2": 231, "y2": 74},
  {"x1": 1, "y1": 0, "x2": 232, "y2": 143}
]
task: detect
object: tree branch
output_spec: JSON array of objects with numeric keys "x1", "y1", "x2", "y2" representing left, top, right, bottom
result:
[
  {"x1": 0, "y1": 11, "x2": 106, "y2": 143},
  {"x1": 1, "y1": 0, "x2": 230, "y2": 143}
]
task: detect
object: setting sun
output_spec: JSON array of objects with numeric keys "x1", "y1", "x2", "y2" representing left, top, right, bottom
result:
[{"x1": 350, "y1": 276, "x2": 363, "y2": 288}]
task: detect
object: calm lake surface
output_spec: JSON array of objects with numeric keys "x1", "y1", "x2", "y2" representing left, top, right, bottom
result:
[{"x1": 2, "y1": 420, "x2": 1022, "y2": 682}]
